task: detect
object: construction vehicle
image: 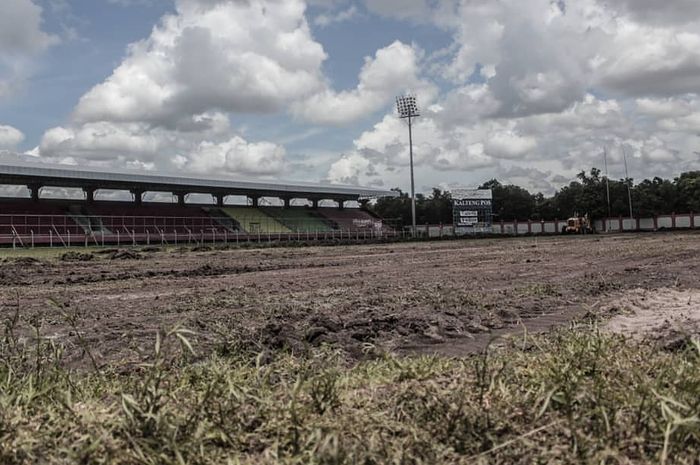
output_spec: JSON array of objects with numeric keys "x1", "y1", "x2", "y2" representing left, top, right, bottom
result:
[{"x1": 562, "y1": 214, "x2": 593, "y2": 234}]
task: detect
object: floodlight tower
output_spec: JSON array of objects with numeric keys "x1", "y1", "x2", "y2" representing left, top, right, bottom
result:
[{"x1": 396, "y1": 94, "x2": 419, "y2": 236}]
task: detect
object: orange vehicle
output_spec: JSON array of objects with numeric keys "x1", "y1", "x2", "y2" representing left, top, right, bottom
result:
[{"x1": 562, "y1": 215, "x2": 593, "y2": 234}]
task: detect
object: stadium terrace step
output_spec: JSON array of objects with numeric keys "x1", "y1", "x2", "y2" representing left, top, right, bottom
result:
[
  {"x1": 203, "y1": 207, "x2": 241, "y2": 232},
  {"x1": 83, "y1": 203, "x2": 229, "y2": 237},
  {"x1": 260, "y1": 207, "x2": 337, "y2": 232},
  {"x1": 316, "y1": 208, "x2": 391, "y2": 232},
  {"x1": 219, "y1": 207, "x2": 292, "y2": 234},
  {"x1": 68, "y1": 205, "x2": 112, "y2": 234}
]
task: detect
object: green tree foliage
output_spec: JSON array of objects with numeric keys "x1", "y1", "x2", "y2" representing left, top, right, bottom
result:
[
  {"x1": 371, "y1": 169, "x2": 700, "y2": 226},
  {"x1": 479, "y1": 180, "x2": 535, "y2": 221},
  {"x1": 372, "y1": 188, "x2": 454, "y2": 226},
  {"x1": 675, "y1": 171, "x2": 700, "y2": 212}
]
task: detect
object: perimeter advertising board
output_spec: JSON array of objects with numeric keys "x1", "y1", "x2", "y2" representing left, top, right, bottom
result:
[{"x1": 452, "y1": 188, "x2": 493, "y2": 234}]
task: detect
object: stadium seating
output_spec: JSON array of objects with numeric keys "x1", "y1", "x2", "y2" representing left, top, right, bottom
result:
[
  {"x1": 316, "y1": 208, "x2": 389, "y2": 232},
  {"x1": 0, "y1": 198, "x2": 393, "y2": 246},
  {"x1": 82, "y1": 203, "x2": 230, "y2": 237},
  {"x1": 0, "y1": 201, "x2": 84, "y2": 239},
  {"x1": 218, "y1": 207, "x2": 291, "y2": 234},
  {"x1": 260, "y1": 207, "x2": 336, "y2": 232}
]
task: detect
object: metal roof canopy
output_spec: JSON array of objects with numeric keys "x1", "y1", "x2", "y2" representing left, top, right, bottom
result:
[{"x1": 0, "y1": 161, "x2": 396, "y2": 201}]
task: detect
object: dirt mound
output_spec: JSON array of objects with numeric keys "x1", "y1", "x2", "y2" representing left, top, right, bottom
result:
[
  {"x1": 2, "y1": 256, "x2": 43, "y2": 266},
  {"x1": 3, "y1": 233, "x2": 700, "y2": 367},
  {"x1": 109, "y1": 249, "x2": 143, "y2": 260},
  {"x1": 603, "y1": 287, "x2": 700, "y2": 346},
  {"x1": 59, "y1": 251, "x2": 95, "y2": 262}
]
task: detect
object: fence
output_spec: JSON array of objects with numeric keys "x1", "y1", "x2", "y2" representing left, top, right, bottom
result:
[
  {"x1": 0, "y1": 214, "x2": 399, "y2": 248},
  {"x1": 407, "y1": 213, "x2": 699, "y2": 238},
  {"x1": 592, "y1": 213, "x2": 698, "y2": 233},
  {"x1": 493, "y1": 213, "x2": 698, "y2": 235}
]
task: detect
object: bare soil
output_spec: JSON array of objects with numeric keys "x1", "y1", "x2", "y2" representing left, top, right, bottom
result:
[
  {"x1": 2, "y1": 232, "x2": 699, "y2": 368},
  {"x1": 603, "y1": 287, "x2": 700, "y2": 350}
]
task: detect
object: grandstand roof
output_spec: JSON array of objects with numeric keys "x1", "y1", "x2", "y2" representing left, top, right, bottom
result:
[{"x1": 0, "y1": 161, "x2": 396, "y2": 200}]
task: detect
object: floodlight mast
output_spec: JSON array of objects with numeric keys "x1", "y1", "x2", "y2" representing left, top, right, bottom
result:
[{"x1": 396, "y1": 95, "x2": 419, "y2": 236}]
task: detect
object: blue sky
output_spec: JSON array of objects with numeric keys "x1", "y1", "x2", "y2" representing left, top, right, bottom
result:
[{"x1": 0, "y1": 0, "x2": 698, "y2": 194}]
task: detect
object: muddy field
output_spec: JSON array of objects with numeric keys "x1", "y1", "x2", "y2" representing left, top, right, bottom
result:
[{"x1": 1, "y1": 233, "x2": 699, "y2": 368}]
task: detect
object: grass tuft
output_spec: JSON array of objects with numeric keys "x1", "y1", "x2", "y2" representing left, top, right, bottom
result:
[{"x1": 1, "y1": 322, "x2": 700, "y2": 463}]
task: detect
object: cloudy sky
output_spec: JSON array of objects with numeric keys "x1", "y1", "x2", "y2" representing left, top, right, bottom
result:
[{"x1": 0, "y1": 0, "x2": 699, "y2": 195}]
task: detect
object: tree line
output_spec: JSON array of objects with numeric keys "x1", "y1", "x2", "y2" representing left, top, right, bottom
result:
[{"x1": 371, "y1": 169, "x2": 700, "y2": 225}]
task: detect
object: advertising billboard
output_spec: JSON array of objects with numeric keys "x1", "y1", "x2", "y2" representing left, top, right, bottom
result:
[{"x1": 452, "y1": 189, "x2": 493, "y2": 234}]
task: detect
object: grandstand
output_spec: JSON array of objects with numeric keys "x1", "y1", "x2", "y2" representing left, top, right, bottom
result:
[
  {"x1": 318, "y1": 208, "x2": 387, "y2": 232},
  {"x1": 260, "y1": 207, "x2": 336, "y2": 232},
  {"x1": 0, "y1": 161, "x2": 397, "y2": 246},
  {"x1": 218, "y1": 207, "x2": 291, "y2": 234}
]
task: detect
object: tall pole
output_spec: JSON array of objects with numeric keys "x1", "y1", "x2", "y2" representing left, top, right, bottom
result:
[
  {"x1": 396, "y1": 95, "x2": 419, "y2": 237},
  {"x1": 603, "y1": 146, "x2": 611, "y2": 232},
  {"x1": 408, "y1": 114, "x2": 416, "y2": 235},
  {"x1": 622, "y1": 146, "x2": 633, "y2": 219},
  {"x1": 603, "y1": 146, "x2": 611, "y2": 216}
]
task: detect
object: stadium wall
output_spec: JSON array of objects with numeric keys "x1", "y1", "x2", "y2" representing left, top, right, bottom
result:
[{"x1": 411, "y1": 213, "x2": 698, "y2": 238}]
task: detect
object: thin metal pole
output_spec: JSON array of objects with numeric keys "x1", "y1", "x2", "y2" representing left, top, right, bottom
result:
[
  {"x1": 622, "y1": 146, "x2": 633, "y2": 219},
  {"x1": 603, "y1": 146, "x2": 611, "y2": 230},
  {"x1": 408, "y1": 114, "x2": 416, "y2": 237}
]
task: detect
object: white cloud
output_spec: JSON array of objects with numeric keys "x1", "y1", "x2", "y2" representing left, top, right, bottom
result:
[
  {"x1": 484, "y1": 131, "x2": 537, "y2": 160},
  {"x1": 38, "y1": 0, "x2": 332, "y2": 177},
  {"x1": 0, "y1": 0, "x2": 57, "y2": 54},
  {"x1": 0, "y1": 124, "x2": 25, "y2": 149},
  {"x1": 314, "y1": 5, "x2": 358, "y2": 28},
  {"x1": 73, "y1": 0, "x2": 327, "y2": 126},
  {"x1": 598, "y1": 23, "x2": 700, "y2": 96},
  {"x1": 186, "y1": 137, "x2": 286, "y2": 176},
  {"x1": 363, "y1": 0, "x2": 432, "y2": 22},
  {"x1": 292, "y1": 40, "x2": 435, "y2": 125},
  {"x1": 612, "y1": 0, "x2": 700, "y2": 26},
  {"x1": 29, "y1": 0, "x2": 700, "y2": 192},
  {"x1": 326, "y1": 152, "x2": 372, "y2": 184},
  {"x1": 318, "y1": 0, "x2": 700, "y2": 192},
  {"x1": 39, "y1": 113, "x2": 287, "y2": 177},
  {"x1": 0, "y1": 0, "x2": 58, "y2": 98},
  {"x1": 636, "y1": 98, "x2": 694, "y2": 118}
]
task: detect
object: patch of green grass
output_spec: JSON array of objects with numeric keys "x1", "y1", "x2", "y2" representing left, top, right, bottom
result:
[
  {"x1": 1, "y1": 322, "x2": 700, "y2": 464},
  {"x1": 0, "y1": 245, "x2": 104, "y2": 259}
]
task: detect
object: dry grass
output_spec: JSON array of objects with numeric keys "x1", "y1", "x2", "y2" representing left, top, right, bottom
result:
[{"x1": 2, "y1": 315, "x2": 700, "y2": 464}]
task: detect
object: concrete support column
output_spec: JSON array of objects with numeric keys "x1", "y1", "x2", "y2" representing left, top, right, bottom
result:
[
  {"x1": 28, "y1": 184, "x2": 42, "y2": 202},
  {"x1": 215, "y1": 194, "x2": 225, "y2": 207},
  {"x1": 84, "y1": 187, "x2": 96, "y2": 204},
  {"x1": 337, "y1": 200, "x2": 345, "y2": 210},
  {"x1": 175, "y1": 192, "x2": 187, "y2": 206},
  {"x1": 311, "y1": 199, "x2": 319, "y2": 209},
  {"x1": 131, "y1": 189, "x2": 143, "y2": 206},
  {"x1": 250, "y1": 196, "x2": 259, "y2": 208},
  {"x1": 283, "y1": 197, "x2": 291, "y2": 209}
]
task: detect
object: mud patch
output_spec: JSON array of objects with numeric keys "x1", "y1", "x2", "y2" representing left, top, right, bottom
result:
[
  {"x1": 2, "y1": 233, "x2": 700, "y2": 367},
  {"x1": 60, "y1": 251, "x2": 94, "y2": 262}
]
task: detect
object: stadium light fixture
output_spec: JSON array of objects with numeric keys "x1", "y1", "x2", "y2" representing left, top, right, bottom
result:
[{"x1": 396, "y1": 94, "x2": 419, "y2": 236}]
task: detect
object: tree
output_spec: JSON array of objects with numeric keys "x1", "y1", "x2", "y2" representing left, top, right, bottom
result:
[
  {"x1": 372, "y1": 188, "x2": 412, "y2": 227},
  {"x1": 633, "y1": 177, "x2": 677, "y2": 216},
  {"x1": 675, "y1": 171, "x2": 700, "y2": 212},
  {"x1": 418, "y1": 188, "x2": 453, "y2": 224},
  {"x1": 479, "y1": 179, "x2": 535, "y2": 221},
  {"x1": 370, "y1": 168, "x2": 699, "y2": 225}
]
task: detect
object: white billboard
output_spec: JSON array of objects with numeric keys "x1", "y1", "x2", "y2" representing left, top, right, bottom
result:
[
  {"x1": 452, "y1": 188, "x2": 493, "y2": 233},
  {"x1": 451, "y1": 189, "x2": 493, "y2": 200}
]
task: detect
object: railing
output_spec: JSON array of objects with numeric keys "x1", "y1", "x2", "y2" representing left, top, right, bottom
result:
[{"x1": 0, "y1": 214, "x2": 398, "y2": 248}]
